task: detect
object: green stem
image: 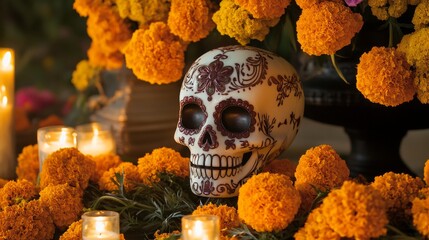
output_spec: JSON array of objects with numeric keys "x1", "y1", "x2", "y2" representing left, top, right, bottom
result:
[
  {"x1": 386, "y1": 225, "x2": 420, "y2": 240},
  {"x1": 388, "y1": 17, "x2": 394, "y2": 48},
  {"x1": 330, "y1": 54, "x2": 349, "y2": 84}
]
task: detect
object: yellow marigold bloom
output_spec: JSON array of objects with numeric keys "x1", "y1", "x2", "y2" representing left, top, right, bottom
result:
[
  {"x1": 73, "y1": 0, "x2": 107, "y2": 17},
  {"x1": 294, "y1": 206, "x2": 341, "y2": 240},
  {"x1": 0, "y1": 179, "x2": 37, "y2": 210},
  {"x1": 424, "y1": 159, "x2": 429, "y2": 185},
  {"x1": 262, "y1": 158, "x2": 297, "y2": 180},
  {"x1": 212, "y1": 0, "x2": 280, "y2": 45},
  {"x1": 412, "y1": 188, "x2": 429, "y2": 237},
  {"x1": 123, "y1": 22, "x2": 187, "y2": 84},
  {"x1": 59, "y1": 219, "x2": 82, "y2": 240},
  {"x1": 115, "y1": 0, "x2": 170, "y2": 25},
  {"x1": 412, "y1": 0, "x2": 429, "y2": 30},
  {"x1": 39, "y1": 184, "x2": 84, "y2": 230},
  {"x1": 192, "y1": 203, "x2": 240, "y2": 232},
  {"x1": 71, "y1": 60, "x2": 102, "y2": 92},
  {"x1": 39, "y1": 147, "x2": 95, "y2": 190},
  {"x1": 408, "y1": 0, "x2": 421, "y2": 5},
  {"x1": 296, "y1": 1, "x2": 363, "y2": 56},
  {"x1": 371, "y1": 172, "x2": 425, "y2": 222},
  {"x1": 87, "y1": 42, "x2": 124, "y2": 70},
  {"x1": 154, "y1": 230, "x2": 181, "y2": 240},
  {"x1": 357, "y1": 46, "x2": 415, "y2": 106},
  {"x1": 0, "y1": 200, "x2": 55, "y2": 240},
  {"x1": 234, "y1": 0, "x2": 291, "y2": 19},
  {"x1": 415, "y1": 70, "x2": 429, "y2": 104},
  {"x1": 369, "y1": 0, "x2": 408, "y2": 20},
  {"x1": 294, "y1": 144, "x2": 349, "y2": 212},
  {"x1": 398, "y1": 28, "x2": 429, "y2": 72},
  {"x1": 322, "y1": 181, "x2": 388, "y2": 239},
  {"x1": 87, "y1": 5, "x2": 132, "y2": 55},
  {"x1": 237, "y1": 172, "x2": 301, "y2": 232},
  {"x1": 15, "y1": 144, "x2": 39, "y2": 184},
  {"x1": 167, "y1": 0, "x2": 215, "y2": 42},
  {"x1": 137, "y1": 147, "x2": 189, "y2": 185},
  {"x1": 90, "y1": 153, "x2": 123, "y2": 183},
  {"x1": 98, "y1": 162, "x2": 141, "y2": 192}
]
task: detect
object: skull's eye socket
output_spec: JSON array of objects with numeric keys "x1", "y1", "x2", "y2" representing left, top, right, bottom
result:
[
  {"x1": 221, "y1": 106, "x2": 251, "y2": 133},
  {"x1": 181, "y1": 103, "x2": 205, "y2": 130}
]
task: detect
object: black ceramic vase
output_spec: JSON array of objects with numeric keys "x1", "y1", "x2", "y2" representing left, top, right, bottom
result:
[{"x1": 302, "y1": 61, "x2": 429, "y2": 180}]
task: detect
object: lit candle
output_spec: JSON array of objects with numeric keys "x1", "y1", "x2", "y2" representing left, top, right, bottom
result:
[
  {"x1": 0, "y1": 49, "x2": 15, "y2": 179},
  {"x1": 37, "y1": 125, "x2": 76, "y2": 171},
  {"x1": 82, "y1": 210, "x2": 120, "y2": 240},
  {"x1": 181, "y1": 215, "x2": 220, "y2": 240},
  {"x1": 76, "y1": 122, "x2": 116, "y2": 156}
]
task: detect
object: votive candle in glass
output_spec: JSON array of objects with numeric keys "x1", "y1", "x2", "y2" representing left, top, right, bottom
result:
[
  {"x1": 76, "y1": 122, "x2": 116, "y2": 156},
  {"x1": 181, "y1": 215, "x2": 220, "y2": 240},
  {"x1": 82, "y1": 210, "x2": 120, "y2": 240},
  {"x1": 0, "y1": 48, "x2": 15, "y2": 179},
  {"x1": 37, "y1": 125, "x2": 76, "y2": 171}
]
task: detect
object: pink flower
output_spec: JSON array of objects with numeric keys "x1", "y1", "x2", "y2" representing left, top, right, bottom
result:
[
  {"x1": 15, "y1": 87, "x2": 57, "y2": 113},
  {"x1": 344, "y1": 0, "x2": 363, "y2": 7}
]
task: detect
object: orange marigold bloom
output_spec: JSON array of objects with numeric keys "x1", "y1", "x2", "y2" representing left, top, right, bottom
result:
[
  {"x1": 16, "y1": 144, "x2": 39, "y2": 184},
  {"x1": 0, "y1": 179, "x2": 37, "y2": 210},
  {"x1": 322, "y1": 181, "x2": 388, "y2": 239},
  {"x1": 192, "y1": 203, "x2": 240, "y2": 232},
  {"x1": 167, "y1": 0, "x2": 215, "y2": 42},
  {"x1": 356, "y1": 46, "x2": 415, "y2": 107},
  {"x1": 154, "y1": 230, "x2": 181, "y2": 240},
  {"x1": 73, "y1": 0, "x2": 108, "y2": 17},
  {"x1": 262, "y1": 158, "x2": 297, "y2": 180},
  {"x1": 98, "y1": 162, "x2": 141, "y2": 192},
  {"x1": 90, "y1": 153, "x2": 123, "y2": 183},
  {"x1": 295, "y1": 0, "x2": 343, "y2": 10},
  {"x1": 397, "y1": 28, "x2": 429, "y2": 72},
  {"x1": 294, "y1": 144, "x2": 349, "y2": 212},
  {"x1": 425, "y1": 159, "x2": 429, "y2": 185},
  {"x1": 39, "y1": 147, "x2": 95, "y2": 190},
  {"x1": 137, "y1": 147, "x2": 189, "y2": 185},
  {"x1": 59, "y1": 219, "x2": 82, "y2": 240},
  {"x1": 115, "y1": 0, "x2": 170, "y2": 25},
  {"x1": 38, "y1": 114, "x2": 64, "y2": 128},
  {"x1": 412, "y1": 188, "x2": 429, "y2": 237},
  {"x1": 212, "y1": 0, "x2": 279, "y2": 45},
  {"x1": 234, "y1": 0, "x2": 291, "y2": 19},
  {"x1": 0, "y1": 200, "x2": 55, "y2": 240},
  {"x1": 237, "y1": 172, "x2": 301, "y2": 232},
  {"x1": 414, "y1": 70, "x2": 429, "y2": 104},
  {"x1": 294, "y1": 206, "x2": 341, "y2": 240},
  {"x1": 0, "y1": 178, "x2": 8, "y2": 187},
  {"x1": 296, "y1": 1, "x2": 363, "y2": 56},
  {"x1": 39, "y1": 183, "x2": 84, "y2": 230},
  {"x1": 371, "y1": 172, "x2": 425, "y2": 221},
  {"x1": 87, "y1": 42, "x2": 124, "y2": 70}
]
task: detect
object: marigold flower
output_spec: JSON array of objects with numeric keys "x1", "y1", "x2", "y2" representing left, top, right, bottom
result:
[
  {"x1": 0, "y1": 178, "x2": 8, "y2": 187},
  {"x1": 234, "y1": 0, "x2": 291, "y2": 19},
  {"x1": 16, "y1": 144, "x2": 39, "y2": 184},
  {"x1": 369, "y1": 0, "x2": 408, "y2": 20},
  {"x1": 0, "y1": 200, "x2": 55, "y2": 240},
  {"x1": 123, "y1": 22, "x2": 187, "y2": 84},
  {"x1": 59, "y1": 219, "x2": 82, "y2": 240},
  {"x1": 167, "y1": 0, "x2": 215, "y2": 42},
  {"x1": 294, "y1": 206, "x2": 341, "y2": 240},
  {"x1": 296, "y1": 1, "x2": 363, "y2": 56},
  {"x1": 356, "y1": 46, "x2": 415, "y2": 106},
  {"x1": 371, "y1": 172, "x2": 425, "y2": 222},
  {"x1": 294, "y1": 144, "x2": 349, "y2": 212},
  {"x1": 212, "y1": 0, "x2": 280, "y2": 45},
  {"x1": 412, "y1": 189, "x2": 429, "y2": 237},
  {"x1": 415, "y1": 70, "x2": 429, "y2": 104},
  {"x1": 98, "y1": 162, "x2": 141, "y2": 192},
  {"x1": 192, "y1": 203, "x2": 240, "y2": 232},
  {"x1": 0, "y1": 179, "x2": 37, "y2": 210},
  {"x1": 39, "y1": 183, "x2": 84, "y2": 230},
  {"x1": 115, "y1": 0, "x2": 170, "y2": 25},
  {"x1": 90, "y1": 153, "x2": 123, "y2": 183},
  {"x1": 237, "y1": 172, "x2": 301, "y2": 232},
  {"x1": 73, "y1": 0, "x2": 107, "y2": 17},
  {"x1": 154, "y1": 230, "x2": 181, "y2": 240},
  {"x1": 137, "y1": 147, "x2": 189, "y2": 185},
  {"x1": 412, "y1": 0, "x2": 429, "y2": 30},
  {"x1": 39, "y1": 147, "x2": 95, "y2": 190},
  {"x1": 424, "y1": 159, "x2": 429, "y2": 185},
  {"x1": 71, "y1": 60, "x2": 102, "y2": 92},
  {"x1": 87, "y1": 42, "x2": 124, "y2": 70},
  {"x1": 322, "y1": 181, "x2": 388, "y2": 239},
  {"x1": 38, "y1": 114, "x2": 64, "y2": 127},
  {"x1": 398, "y1": 28, "x2": 429, "y2": 72},
  {"x1": 262, "y1": 158, "x2": 297, "y2": 180}
]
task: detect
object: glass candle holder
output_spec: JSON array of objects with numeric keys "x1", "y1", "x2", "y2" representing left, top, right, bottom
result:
[
  {"x1": 37, "y1": 125, "x2": 76, "y2": 171},
  {"x1": 82, "y1": 210, "x2": 120, "y2": 240},
  {"x1": 181, "y1": 215, "x2": 220, "y2": 240},
  {"x1": 76, "y1": 122, "x2": 116, "y2": 156}
]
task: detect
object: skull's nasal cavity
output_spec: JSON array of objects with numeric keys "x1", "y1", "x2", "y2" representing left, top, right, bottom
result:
[{"x1": 198, "y1": 125, "x2": 219, "y2": 151}]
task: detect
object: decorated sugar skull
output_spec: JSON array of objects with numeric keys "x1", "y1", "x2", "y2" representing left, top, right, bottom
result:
[{"x1": 174, "y1": 45, "x2": 304, "y2": 198}]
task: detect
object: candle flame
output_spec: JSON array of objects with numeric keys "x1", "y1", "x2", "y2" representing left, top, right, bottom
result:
[
  {"x1": 1, "y1": 51, "x2": 12, "y2": 69},
  {"x1": 1, "y1": 96, "x2": 7, "y2": 107},
  {"x1": 60, "y1": 128, "x2": 68, "y2": 144}
]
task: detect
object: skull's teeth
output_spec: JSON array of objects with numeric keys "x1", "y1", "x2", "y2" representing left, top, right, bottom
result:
[{"x1": 190, "y1": 154, "x2": 241, "y2": 180}]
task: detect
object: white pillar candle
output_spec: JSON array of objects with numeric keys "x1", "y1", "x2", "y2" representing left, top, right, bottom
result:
[
  {"x1": 82, "y1": 210, "x2": 120, "y2": 240},
  {"x1": 76, "y1": 122, "x2": 116, "y2": 156},
  {"x1": 0, "y1": 49, "x2": 16, "y2": 179},
  {"x1": 37, "y1": 125, "x2": 76, "y2": 171},
  {"x1": 181, "y1": 215, "x2": 220, "y2": 240}
]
